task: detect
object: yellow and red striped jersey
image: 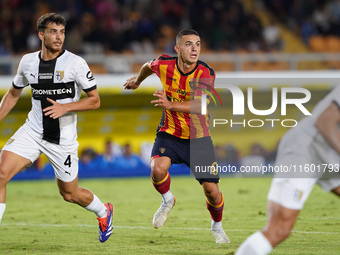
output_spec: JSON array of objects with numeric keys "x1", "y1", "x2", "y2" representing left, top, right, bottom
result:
[{"x1": 150, "y1": 54, "x2": 215, "y2": 139}]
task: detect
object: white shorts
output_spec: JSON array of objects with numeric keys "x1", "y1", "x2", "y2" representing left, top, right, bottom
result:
[
  {"x1": 267, "y1": 127, "x2": 340, "y2": 210},
  {"x1": 2, "y1": 125, "x2": 79, "y2": 182}
]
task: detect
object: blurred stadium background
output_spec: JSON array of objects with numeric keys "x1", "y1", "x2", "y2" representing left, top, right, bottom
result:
[{"x1": 1, "y1": 0, "x2": 340, "y2": 178}]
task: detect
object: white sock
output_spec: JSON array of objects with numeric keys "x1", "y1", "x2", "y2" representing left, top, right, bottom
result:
[
  {"x1": 235, "y1": 231, "x2": 273, "y2": 255},
  {"x1": 161, "y1": 190, "x2": 173, "y2": 204},
  {"x1": 0, "y1": 203, "x2": 6, "y2": 223},
  {"x1": 85, "y1": 194, "x2": 107, "y2": 218},
  {"x1": 211, "y1": 219, "x2": 222, "y2": 230}
]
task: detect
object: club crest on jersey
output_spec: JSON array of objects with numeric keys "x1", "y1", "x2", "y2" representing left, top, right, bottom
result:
[
  {"x1": 189, "y1": 81, "x2": 196, "y2": 90},
  {"x1": 6, "y1": 138, "x2": 15, "y2": 145},
  {"x1": 159, "y1": 147, "x2": 166, "y2": 154},
  {"x1": 56, "y1": 71, "x2": 64, "y2": 81}
]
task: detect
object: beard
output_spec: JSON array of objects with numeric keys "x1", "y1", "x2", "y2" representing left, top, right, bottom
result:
[{"x1": 43, "y1": 40, "x2": 62, "y2": 54}]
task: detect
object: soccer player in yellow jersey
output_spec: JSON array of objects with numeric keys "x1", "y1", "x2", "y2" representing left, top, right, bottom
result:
[{"x1": 124, "y1": 29, "x2": 230, "y2": 243}]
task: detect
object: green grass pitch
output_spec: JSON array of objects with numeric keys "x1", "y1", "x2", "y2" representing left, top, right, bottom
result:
[{"x1": 1, "y1": 176, "x2": 339, "y2": 254}]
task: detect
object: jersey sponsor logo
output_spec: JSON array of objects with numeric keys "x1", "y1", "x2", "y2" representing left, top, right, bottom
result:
[
  {"x1": 30, "y1": 73, "x2": 37, "y2": 79},
  {"x1": 32, "y1": 87, "x2": 73, "y2": 96},
  {"x1": 6, "y1": 138, "x2": 15, "y2": 145},
  {"x1": 56, "y1": 71, "x2": 64, "y2": 81},
  {"x1": 86, "y1": 71, "x2": 95, "y2": 81},
  {"x1": 167, "y1": 77, "x2": 177, "y2": 81},
  {"x1": 39, "y1": 72, "x2": 53, "y2": 79},
  {"x1": 168, "y1": 85, "x2": 191, "y2": 97},
  {"x1": 31, "y1": 82, "x2": 76, "y2": 100}
]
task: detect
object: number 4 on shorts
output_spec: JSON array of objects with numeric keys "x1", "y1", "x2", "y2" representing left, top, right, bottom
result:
[{"x1": 64, "y1": 155, "x2": 71, "y2": 167}]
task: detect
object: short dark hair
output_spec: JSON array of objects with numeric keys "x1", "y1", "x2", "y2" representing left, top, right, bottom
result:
[
  {"x1": 37, "y1": 13, "x2": 66, "y2": 32},
  {"x1": 176, "y1": 29, "x2": 199, "y2": 43}
]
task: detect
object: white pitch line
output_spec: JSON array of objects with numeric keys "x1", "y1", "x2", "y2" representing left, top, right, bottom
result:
[
  {"x1": 182, "y1": 217, "x2": 340, "y2": 221},
  {"x1": 1, "y1": 222, "x2": 339, "y2": 235}
]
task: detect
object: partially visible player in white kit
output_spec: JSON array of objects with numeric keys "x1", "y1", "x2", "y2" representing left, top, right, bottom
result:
[
  {"x1": 0, "y1": 13, "x2": 113, "y2": 243},
  {"x1": 235, "y1": 86, "x2": 340, "y2": 254}
]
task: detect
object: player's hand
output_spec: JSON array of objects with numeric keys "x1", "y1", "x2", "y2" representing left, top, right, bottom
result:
[
  {"x1": 43, "y1": 98, "x2": 67, "y2": 119},
  {"x1": 151, "y1": 90, "x2": 172, "y2": 110},
  {"x1": 123, "y1": 76, "x2": 140, "y2": 90}
]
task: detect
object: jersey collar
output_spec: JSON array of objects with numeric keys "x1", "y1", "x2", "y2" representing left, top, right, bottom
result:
[
  {"x1": 176, "y1": 57, "x2": 198, "y2": 76},
  {"x1": 39, "y1": 49, "x2": 65, "y2": 62}
]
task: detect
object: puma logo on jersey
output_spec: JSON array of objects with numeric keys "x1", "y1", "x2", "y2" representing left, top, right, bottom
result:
[
  {"x1": 30, "y1": 73, "x2": 37, "y2": 79},
  {"x1": 65, "y1": 170, "x2": 71, "y2": 175}
]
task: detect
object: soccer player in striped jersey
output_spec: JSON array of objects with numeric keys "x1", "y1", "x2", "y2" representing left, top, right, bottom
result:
[
  {"x1": 0, "y1": 13, "x2": 113, "y2": 242},
  {"x1": 124, "y1": 29, "x2": 230, "y2": 244}
]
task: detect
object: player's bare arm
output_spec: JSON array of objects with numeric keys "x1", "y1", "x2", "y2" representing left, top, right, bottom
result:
[
  {"x1": 0, "y1": 85, "x2": 23, "y2": 122},
  {"x1": 315, "y1": 101, "x2": 340, "y2": 154},
  {"x1": 151, "y1": 90, "x2": 202, "y2": 114},
  {"x1": 43, "y1": 89, "x2": 100, "y2": 119},
  {"x1": 123, "y1": 61, "x2": 154, "y2": 90}
]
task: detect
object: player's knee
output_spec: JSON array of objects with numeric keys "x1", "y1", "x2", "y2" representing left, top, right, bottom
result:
[
  {"x1": 151, "y1": 163, "x2": 168, "y2": 180},
  {"x1": 204, "y1": 189, "x2": 219, "y2": 199},
  {"x1": 0, "y1": 166, "x2": 10, "y2": 184},
  {"x1": 0, "y1": 167, "x2": 5, "y2": 180},
  {"x1": 203, "y1": 188, "x2": 220, "y2": 204},
  {"x1": 202, "y1": 182, "x2": 219, "y2": 199}
]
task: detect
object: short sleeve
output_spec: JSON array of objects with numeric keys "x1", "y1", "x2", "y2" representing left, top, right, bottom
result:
[
  {"x1": 75, "y1": 58, "x2": 97, "y2": 92},
  {"x1": 194, "y1": 72, "x2": 216, "y2": 104},
  {"x1": 13, "y1": 57, "x2": 29, "y2": 88},
  {"x1": 150, "y1": 57, "x2": 160, "y2": 74},
  {"x1": 150, "y1": 54, "x2": 172, "y2": 76}
]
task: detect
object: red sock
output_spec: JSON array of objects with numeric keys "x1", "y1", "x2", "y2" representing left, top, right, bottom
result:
[
  {"x1": 206, "y1": 193, "x2": 224, "y2": 222},
  {"x1": 151, "y1": 172, "x2": 171, "y2": 194}
]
